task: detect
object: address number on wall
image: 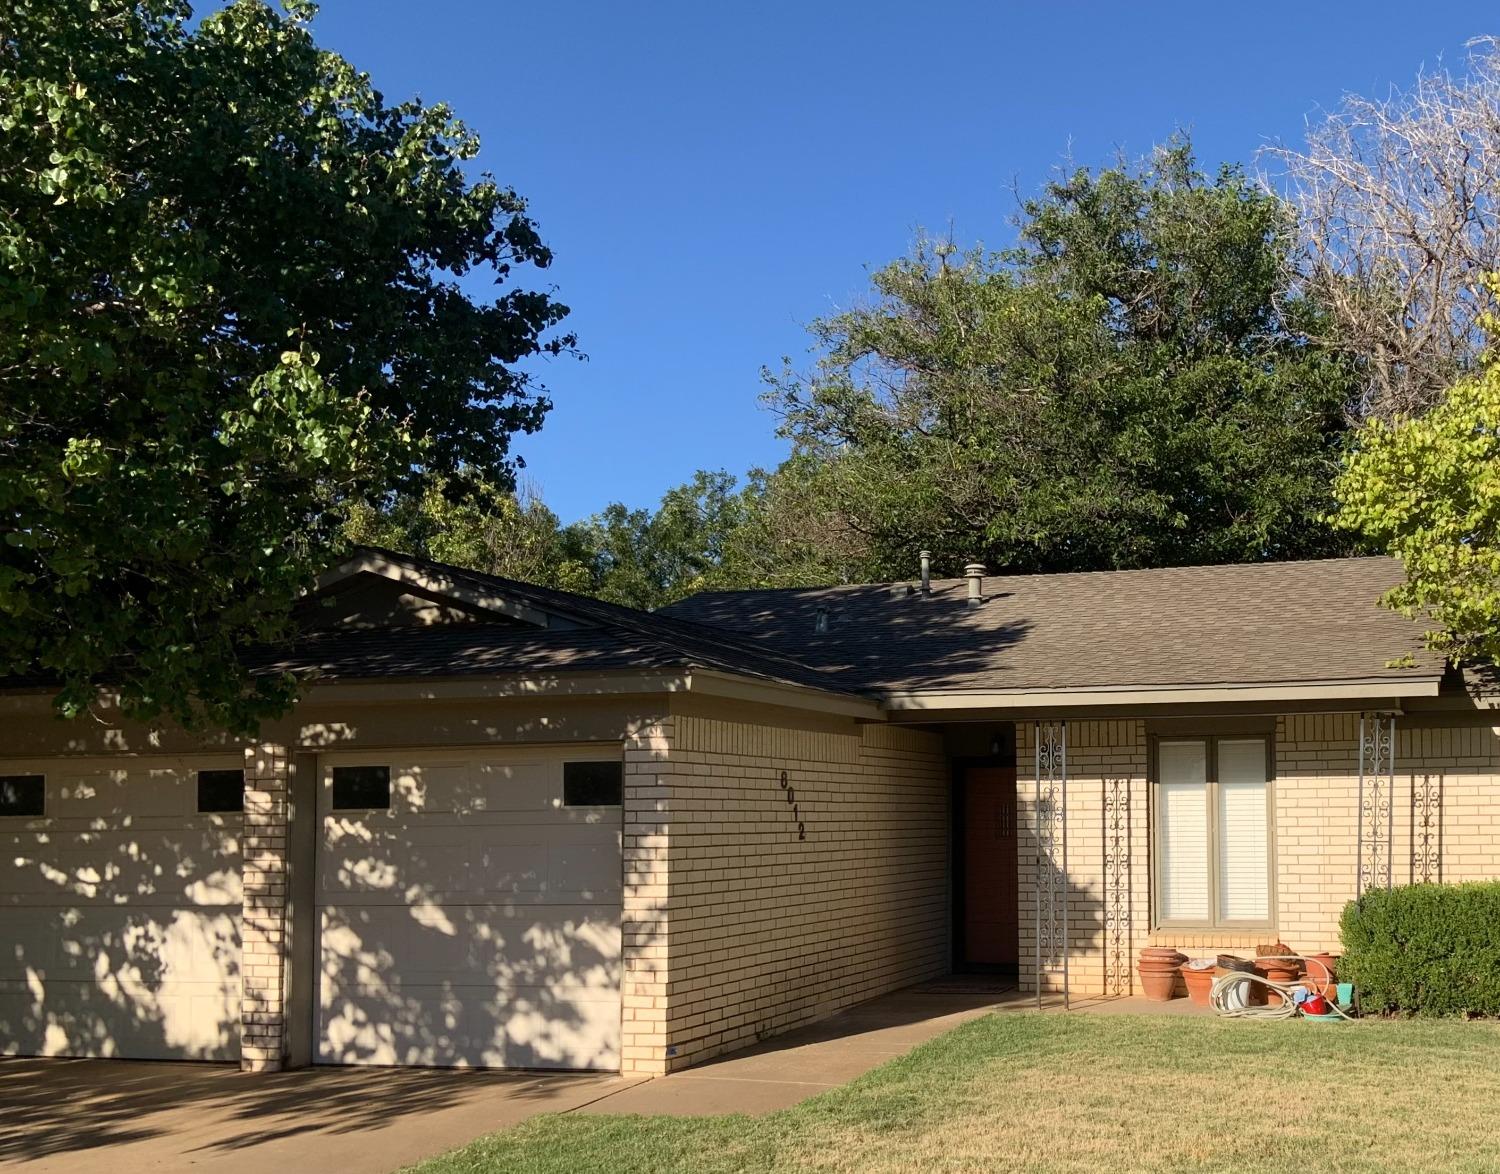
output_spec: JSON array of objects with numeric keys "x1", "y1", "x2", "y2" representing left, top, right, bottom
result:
[{"x1": 779, "y1": 770, "x2": 807, "y2": 841}]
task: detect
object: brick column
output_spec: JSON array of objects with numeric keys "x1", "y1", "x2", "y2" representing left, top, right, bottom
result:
[
  {"x1": 241, "y1": 742, "x2": 290, "y2": 1072},
  {"x1": 620, "y1": 717, "x2": 673, "y2": 1076}
]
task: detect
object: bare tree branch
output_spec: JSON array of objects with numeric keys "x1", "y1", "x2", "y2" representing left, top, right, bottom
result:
[{"x1": 1265, "y1": 37, "x2": 1500, "y2": 420}]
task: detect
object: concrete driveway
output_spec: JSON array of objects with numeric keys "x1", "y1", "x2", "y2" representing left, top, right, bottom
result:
[
  {"x1": 0, "y1": 978, "x2": 1022, "y2": 1172},
  {"x1": 0, "y1": 1058, "x2": 639, "y2": 1174}
]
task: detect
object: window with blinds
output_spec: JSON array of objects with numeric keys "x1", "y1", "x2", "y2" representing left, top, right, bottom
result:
[{"x1": 1154, "y1": 736, "x2": 1272, "y2": 929}]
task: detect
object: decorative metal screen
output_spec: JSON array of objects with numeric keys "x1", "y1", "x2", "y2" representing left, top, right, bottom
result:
[
  {"x1": 1357, "y1": 713, "x2": 1396, "y2": 899},
  {"x1": 1410, "y1": 772, "x2": 1444, "y2": 884},
  {"x1": 1034, "y1": 720, "x2": 1069, "y2": 1008},
  {"x1": 1101, "y1": 776, "x2": 1131, "y2": 997}
]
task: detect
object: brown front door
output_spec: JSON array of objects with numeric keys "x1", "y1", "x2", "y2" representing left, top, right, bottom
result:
[{"x1": 962, "y1": 766, "x2": 1018, "y2": 967}]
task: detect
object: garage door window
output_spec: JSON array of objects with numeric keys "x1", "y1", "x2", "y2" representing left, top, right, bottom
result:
[
  {"x1": 0, "y1": 774, "x2": 44, "y2": 817},
  {"x1": 332, "y1": 765, "x2": 391, "y2": 810},
  {"x1": 197, "y1": 769, "x2": 245, "y2": 813},
  {"x1": 563, "y1": 761, "x2": 623, "y2": 806}
]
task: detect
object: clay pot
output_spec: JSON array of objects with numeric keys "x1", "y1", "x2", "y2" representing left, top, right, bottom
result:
[
  {"x1": 1138, "y1": 947, "x2": 1187, "y2": 1002},
  {"x1": 1303, "y1": 952, "x2": 1338, "y2": 998},
  {"x1": 1255, "y1": 959, "x2": 1300, "y2": 1006},
  {"x1": 1180, "y1": 961, "x2": 1216, "y2": 1006}
]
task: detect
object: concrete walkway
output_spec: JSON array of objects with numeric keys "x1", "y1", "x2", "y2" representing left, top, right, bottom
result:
[
  {"x1": 578, "y1": 976, "x2": 1028, "y2": 1116},
  {"x1": 0, "y1": 978, "x2": 1029, "y2": 1172}
]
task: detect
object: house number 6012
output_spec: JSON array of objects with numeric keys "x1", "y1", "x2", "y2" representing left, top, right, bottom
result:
[{"x1": 779, "y1": 770, "x2": 806, "y2": 841}]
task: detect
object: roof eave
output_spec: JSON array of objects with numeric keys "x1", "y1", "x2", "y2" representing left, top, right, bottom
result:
[
  {"x1": 0, "y1": 666, "x2": 884, "y2": 722},
  {"x1": 879, "y1": 675, "x2": 1446, "y2": 713}
]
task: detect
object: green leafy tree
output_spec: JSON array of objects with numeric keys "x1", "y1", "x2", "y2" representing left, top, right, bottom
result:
[
  {"x1": 1335, "y1": 296, "x2": 1500, "y2": 664},
  {"x1": 0, "y1": 1, "x2": 571, "y2": 732},
  {"x1": 765, "y1": 143, "x2": 1359, "y2": 580},
  {"x1": 344, "y1": 477, "x2": 587, "y2": 591},
  {"x1": 559, "y1": 471, "x2": 757, "y2": 609}
]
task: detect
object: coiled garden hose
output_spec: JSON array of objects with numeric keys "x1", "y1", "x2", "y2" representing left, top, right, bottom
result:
[{"x1": 1207, "y1": 955, "x2": 1355, "y2": 1021}]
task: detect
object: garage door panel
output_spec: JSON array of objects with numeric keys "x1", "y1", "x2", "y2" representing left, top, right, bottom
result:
[
  {"x1": 317, "y1": 750, "x2": 623, "y2": 1070},
  {"x1": 320, "y1": 986, "x2": 622, "y2": 1069},
  {"x1": 321, "y1": 822, "x2": 618, "y2": 899},
  {"x1": 320, "y1": 902, "x2": 619, "y2": 988},
  {"x1": 1, "y1": 825, "x2": 240, "y2": 905},
  {"x1": 0, "y1": 975, "x2": 239, "y2": 1061},
  {"x1": 0, "y1": 756, "x2": 242, "y2": 1062}
]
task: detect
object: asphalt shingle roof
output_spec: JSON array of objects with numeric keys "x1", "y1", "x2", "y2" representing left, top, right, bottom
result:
[
  {"x1": 3, "y1": 551, "x2": 1446, "y2": 703},
  {"x1": 659, "y1": 557, "x2": 1445, "y2": 696},
  {"x1": 265, "y1": 547, "x2": 858, "y2": 695}
]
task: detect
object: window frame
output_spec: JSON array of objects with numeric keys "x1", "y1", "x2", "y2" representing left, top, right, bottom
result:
[
  {"x1": 562, "y1": 760, "x2": 624, "y2": 808},
  {"x1": 1149, "y1": 733, "x2": 1276, "y2": 932},
  {"x1": 196, "y1": 768, "x2": 246, "y2": 814},
  {"x1": 0, "y1": 774, "x2": 46, "y2": 818},
  {"x1": 330, "y1": 764, "x2": 392, "y2": 811}
]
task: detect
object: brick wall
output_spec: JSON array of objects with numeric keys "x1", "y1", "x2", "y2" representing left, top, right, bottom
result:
[
  {"x1": 241, "y1": 742, "x2": 290, "y2": 1072},
  {"x1": 1017, "y1": 720, "x2": 1149, "y2": 998},
  {"x1": 620, "y1": 708, "x2": 948, "y2": 1074},
  {"x1": 1018, "y1": 716, "x2": 1500, "y2": 998}
]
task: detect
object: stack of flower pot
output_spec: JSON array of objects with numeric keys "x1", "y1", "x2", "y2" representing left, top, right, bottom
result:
[
  {"x1": 1254, "y1": 943, "x2": 1300, "y2": 1006},
  {"x1": 1303, "y1": 952, "x2": 1339, "y2": 999},
  {"x1": 1138, "y1": 947, "x2": 1187, "y2": 1001}
]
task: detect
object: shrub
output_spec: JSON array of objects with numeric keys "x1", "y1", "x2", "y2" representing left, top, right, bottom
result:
[{"x1": 1340, "y1": 882, "x2": 1500, "y2": 1016}]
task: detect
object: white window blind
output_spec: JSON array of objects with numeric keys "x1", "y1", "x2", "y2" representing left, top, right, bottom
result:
[
  {"x1": 1157, "y1": 741, "x2": 1208, "y2": 922},
  {"x1": 1217, "y1": 739, "x2": 1269, "y2": 922}
]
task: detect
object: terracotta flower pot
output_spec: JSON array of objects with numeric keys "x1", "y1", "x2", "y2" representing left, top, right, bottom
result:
[
  {"x1": 1255, "y1": 959, "x2": 1300, "y2": 1006},
  {"x1": 1181, "y1": 961, "x2": 1216, "y2": 1006},
  {"x1": 1138, "y1": 948, "x2": 1187, "y2": 1001},
  {"x1": 1303, "y1": 952, "x2": 1338, "y2": 998}
]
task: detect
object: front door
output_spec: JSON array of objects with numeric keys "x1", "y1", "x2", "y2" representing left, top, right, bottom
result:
[{"x1": 961, "y1": 766, "x2": 1018, "y2": 969}]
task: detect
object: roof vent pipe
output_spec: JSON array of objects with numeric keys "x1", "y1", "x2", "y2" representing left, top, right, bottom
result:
[
  {"x1": 919, "y1": 550, "x2": 932, "y2": 594},
  {"x1": 964, "y1": 562, "x2": 986, "y2": 606}
]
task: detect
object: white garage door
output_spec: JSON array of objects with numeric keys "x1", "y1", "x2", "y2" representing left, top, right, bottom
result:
[
  {"x1": 0, "y1": 756, "x2": 243, "y2": 1062},
  {"x1": 316, "y1": 748, "x2": 623, "y2": 1070}
]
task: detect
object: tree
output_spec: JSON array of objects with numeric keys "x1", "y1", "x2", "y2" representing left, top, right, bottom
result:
[
  {"x1": 344, "y1": 477, "x2": 586, "y2": 590},
  {"x1": 0, "y1": 1, "x2": 572, "y2": 732},
  {"x1": 1270, "y1": 38, "x2": 1500, "y2": 421},
  {"x1": 558, "y1": 471, "x2": 758, "y2": 609},
  {"x1": 1334, "y1": 292, "x2": 1500, "y2": 665},
  {"x1": 764, "y1": 143, "x2": 1359, "y2": 581}
]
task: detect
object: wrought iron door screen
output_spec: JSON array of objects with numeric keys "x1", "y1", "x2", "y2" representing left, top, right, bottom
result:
[
  {"x1": 1357, "y1": 713, "x2": 1396, "y2": 899},
  {"x1": 1034, "y1": 720, "x2": 1069, "y2": 1008}
]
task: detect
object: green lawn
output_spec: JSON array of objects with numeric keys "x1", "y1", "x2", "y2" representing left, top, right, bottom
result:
[{"x1": 408, "y1": 1014, "x2": 1500, "y2": 1174}]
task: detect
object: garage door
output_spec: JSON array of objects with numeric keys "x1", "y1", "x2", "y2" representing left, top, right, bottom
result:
[
  {"x1": 0, "y1": 756, "x2": 244, "y2": 1061},
  {"x1": 316, "y1": 748, "x2": 623, "y2": 1070}
]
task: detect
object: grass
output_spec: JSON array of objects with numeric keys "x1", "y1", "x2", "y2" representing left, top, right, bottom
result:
[{"x1": 407, "y1": 1013, "x2": 1500, "y2": 1173}]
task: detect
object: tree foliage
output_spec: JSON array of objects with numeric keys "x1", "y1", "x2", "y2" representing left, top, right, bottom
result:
[
  {"x1": 346, "y1": 470, "x2": 805, "y2": 611},
  {"x1": 1335, "y1": 300, "x2": 1500, "y2": 665},
  {"x1": 344, "y1": 478, "x2": 583, "y2": 589},
  {"x1": 764, "y1": 143, "x2": 1360, "y2": 580},
  {"x1": 0, "y1": 1, "x2": 571, "y2": 732}
]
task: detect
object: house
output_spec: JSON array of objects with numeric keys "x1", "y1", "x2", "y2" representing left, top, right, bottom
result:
[{"x1": 1, "y1": 546, "x2": 1496, "y2": 1075}]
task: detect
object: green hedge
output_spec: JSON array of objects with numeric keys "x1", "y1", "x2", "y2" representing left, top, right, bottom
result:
[{"x1": 1340, "y1": 882, "x2": 1500, "y2": 1016}]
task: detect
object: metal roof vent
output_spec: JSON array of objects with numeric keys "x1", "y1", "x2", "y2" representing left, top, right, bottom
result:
[
  {"x1": 814, "y1": 605, "x2": 830, "y2": 633},
  {"x1": 964, "y1": 562, "x2": 986, "y2": 606}
]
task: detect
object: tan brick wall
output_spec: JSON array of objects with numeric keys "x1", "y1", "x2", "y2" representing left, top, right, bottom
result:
[
  {"x1": 1018, "y1": 721, "x2": 1149, "y2": 998},
  {"x1": 620, "y1": 717, "x2": 674, "y2": 1075},
  {"x1": 620, "y1": 707, "x2": 948, "y2": 1073},
  {"x1": 241, "y1": 742, "x2": 290, "y2": 1072},
  {"x1": 1020, "y1": 716, "x2": 1500, "y2": 998}
]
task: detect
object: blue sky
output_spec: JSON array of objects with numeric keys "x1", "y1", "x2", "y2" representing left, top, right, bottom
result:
[{"x1": 308, "y1": 1, "x2": 1484, "y2": 522}]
